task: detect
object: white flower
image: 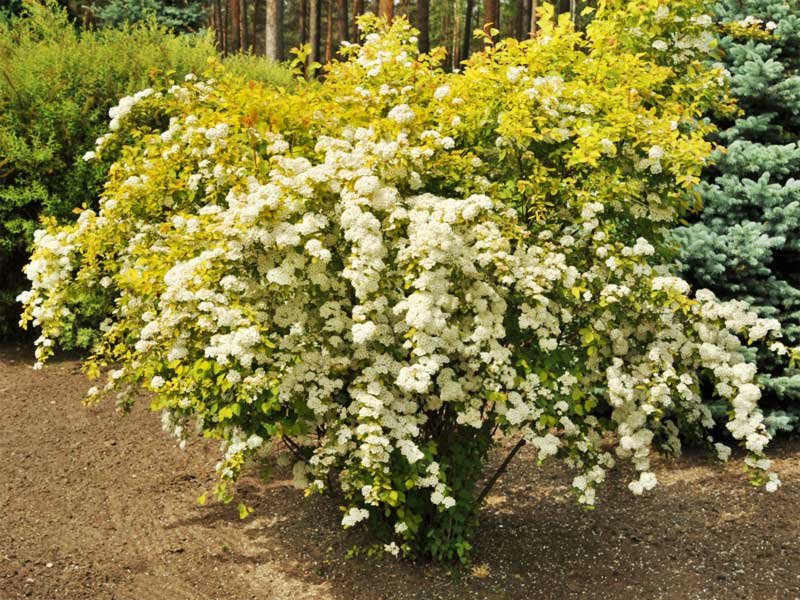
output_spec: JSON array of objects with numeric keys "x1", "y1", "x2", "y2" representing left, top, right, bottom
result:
[
  {"x1": 628, "y1": 472, "x2": 657, "y2": 495},
  {"x1": 651, "y1": 40, "x2": 669, "y2": 52},
  {"x1": 342, "y1": 507, "x2": 370, "y2": 528},
  {"x1": 387, "y1": 104, "x2": 416, "y2": 125},
  {"x1": 765, "y1": 473, "x2": 780, "y2": 493},
  {"x1": 384, "y1": 542, "x2": 400, "y2": 556},
  {"x1": 714, "y1": 443, "x2": 731, "y2": 462},
  {"x1": 648, "y1": 145, "x2": 664, "y2": 161},
  {"x1": 506, "y1": 66, "x2": 523, "y2": 83},
  {"x1": 530, "y1": 433, "x2": 560, "y2": 460},
  {"x1": 150, "y1": 375, "x2": 166, "y2": 390},
  {"x1": 433, "y1": 85, "x2": 451, "y2": 100},
  {"x1": 352, "y1": 321, "x2": 377, "y2": 344}
]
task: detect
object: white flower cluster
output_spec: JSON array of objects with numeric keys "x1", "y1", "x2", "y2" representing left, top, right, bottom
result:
[{"x1": 108, "y1": 88, "x2": 154, "y2": 131}]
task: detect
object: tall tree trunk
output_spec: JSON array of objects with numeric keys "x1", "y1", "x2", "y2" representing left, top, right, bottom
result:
[
  {"x1": 300, "y1": 0, "x2": 308, "y2": 44},
  {"x1": 514, "y1": 0, "x2": 527, "y2": 40},
  {"x1": 442, "y1": 0, "x2": 451, "y2": 67},
  {"x1": 570, "y1": 0, "x2": 578, "y2": 25},
  {"x1": 240, "y1": 0, "x2": 249, "y2": 52},
  {"x1": 326, "y1": 0, "x2": 334, "y2": 63},
  {"x1": 416, "y1": 0, "x2": 430, "y2": 53},
  {"x1": 229, "y1": 0, "x2": 241, "y2": 52},
  {"x1": 378, "y1": 0, "x2": 393, "y2": 21},
  {"x1": 352, "y1": 0, "x2": 362, "y2": 40},
  {"x1": 337, "y1": 0, "x2": 349, "y2": 44},
  {"x1": 460, "y1": 0, "x2": 474, "y2": 62},
  {"x1": 530, "y1": 0, "x2": 538, "y2": 35},
  {"x1": 265, "y1": 0, "x2": 283, "y2": 60},
  {"x1": 254, "y1": 0, "x2": 265, "y2": 54},
  {"x1": 452, "y1": 0, "x2": 460, "y2": 69},
  {"x1": 213, "y1": 0, "x2": 224, "y2": 50},
  {"x1": 222, "y1": 1, "x2": 229, "y2": 53},
  {"x1": 309, "y1": 0, "x2": 322, "y2": 64},
  {"x1": 482, "y1": 0, "x2": 498, "y2": 31}
]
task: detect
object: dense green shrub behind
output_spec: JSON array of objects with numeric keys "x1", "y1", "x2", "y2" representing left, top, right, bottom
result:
[
  {"x1": 95, "y1": 0, "x2": 208, "y2": 32},
  {"x1": 675, "y1": 0, "x2": 800, "y2": 433},
  {"x1": 222, "y1": 53, "x2": 296, "y2": 88},
  {"x1": 0, "y1": 1, "x2": 292, "y2": 341}
]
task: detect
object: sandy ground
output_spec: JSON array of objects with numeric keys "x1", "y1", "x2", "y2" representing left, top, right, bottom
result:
[{"x1": 2, "y1": 344, "x2": 800, "y2": 600}]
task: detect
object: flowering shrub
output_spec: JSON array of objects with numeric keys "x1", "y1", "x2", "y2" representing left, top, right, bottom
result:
[
  {"x1": 20, "y1": 1, "x2": 798, "y2": 561},
  {"x1": 0, "y1": 1, "x2": 292, "y2": 341}
]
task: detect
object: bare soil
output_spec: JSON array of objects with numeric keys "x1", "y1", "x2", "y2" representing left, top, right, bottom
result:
[{"x1": 2, "y1": 344, "x2": 799, "y2": 600}]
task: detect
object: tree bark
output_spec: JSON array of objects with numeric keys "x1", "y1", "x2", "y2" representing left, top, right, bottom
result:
[
  {"x1": 530, "y1": 0, "x2": 538, "y2": 35},
  {"x1": 451, "y1": 0, "x2": 460, "y2": 69},
  {"x1": 416, "y1": 0, "x2": 430, "y2": 53},
  {"x1": 337, "y1": 0, "x2": 349, "y2": 44},
  {"x1": 352, "y1": 0, "x2": 362, "y2": 40},
  {"x1": 213, "y1": 0, "x2": 224, "y2": 50},
  {"x1": 482, "y1": 0, "x2": 499, "y2": 31},
  {"x1": 514, "y1": 0, "x2": 523, "y2": 40},
  {"x1": 265, "y1": 0, "x2": 283, "y2": 60},
  {"x1": 254, "y1": 0, "x2": 265, "y2": 54},
  {"x1": 229, "y1": 0, "x2": 241, "y2": 52},
  {"x1": 240, "y1": 0, "x2": 249, "y2": 52},
  {"x1": 309, "y1": 0, "x2": 322, "y2": 64},
  {"x1": 300, "y1": 0, "x2": 308, "y2": 44},
  {"x1": 378, "y1": 0, "x2": 393, "y2": 22},
  {"x1": 460, "y1": 0, "x2": 474, "y2": 62},
  {"x1": 442, "y1": 0, "x2": 450, "y2": 66},
  {"x1": 326, "y1": 0, "x2": 334, "y2": 63}
]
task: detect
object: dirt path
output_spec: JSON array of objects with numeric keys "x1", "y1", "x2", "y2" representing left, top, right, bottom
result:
[{"x1": 1, "y1": 344, "x2": 800, "y2": 600}]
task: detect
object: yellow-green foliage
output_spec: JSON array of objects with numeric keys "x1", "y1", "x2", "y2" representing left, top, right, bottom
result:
[
  {"x1": 0, "y1": 0, "x2": 293, "y2": 341},
  {"x1": 20, "y1": 1, "x2": 796, "y2": 562}
]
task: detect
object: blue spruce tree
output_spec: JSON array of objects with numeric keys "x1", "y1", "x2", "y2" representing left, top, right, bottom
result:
[{"x1": 676, "y1": 0, "x2": 800, "y2": 433}]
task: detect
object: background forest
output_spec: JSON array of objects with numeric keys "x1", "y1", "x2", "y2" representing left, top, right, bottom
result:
[{"x1": 4, "y1": 0, "x2": 589, "y2": 67}]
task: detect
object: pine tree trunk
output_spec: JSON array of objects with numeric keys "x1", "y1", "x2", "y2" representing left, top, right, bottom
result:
[
  {"x1": 514, "y1": 0, "x2": 524, "y2": 40},
  {"x1": 530, "y1": 0, "x2": 538, "y2": 34},
  {"x1": 460, "y1": 0, "x2": 474, "y2": 63},
  {"x1": 229, "y1": 0, "x2": 241, "y2": 52},
  {"x1": 452, "y1": 0, "x2": 460, "y2": 68},
  {"x1": 240, "y1": 0, "x2": 249, "y2": 52},
  {"x1": 326, "y1": 0, "x2": 334, "y2": 63},
  {"x1": 337, "y1": 0, "x2": 349, "y2": 44},
  {"x1": 379, "y1": 0, "x2": 393, "y2": 21},
  {"x1": 309, "y1": 0, "x2": 322, "y2": 64},
  {"x1": 416, "y1": 0, "x2": 429, "y2": 53},
  {"x1": 482, "y1": 0, "x2": 498, "y2": 30},
  {"x1": 222, "y1": 1, "x2": 229, "y2": 53},
  {"x1": 213, "y1": 0, "x2": 224, "y2": 50},
  {"x1": 519, "y1": 0, "x2": 532, "y2": 39},
  {"x1": 442, "y1": 0, "x2": 451, "y2": 66},
  {"x1": 254, "y1": 0, "x2": 265, "y2": 54},
  {"x1": 352, "y1": 0, "x2": 362, "y2": 40},
  {"x1": 300, "y1": 0, "x2": 308, "y2": 44},
  {"x1": 265, "y1": 0, "x2": 283, "y2": 60}
]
